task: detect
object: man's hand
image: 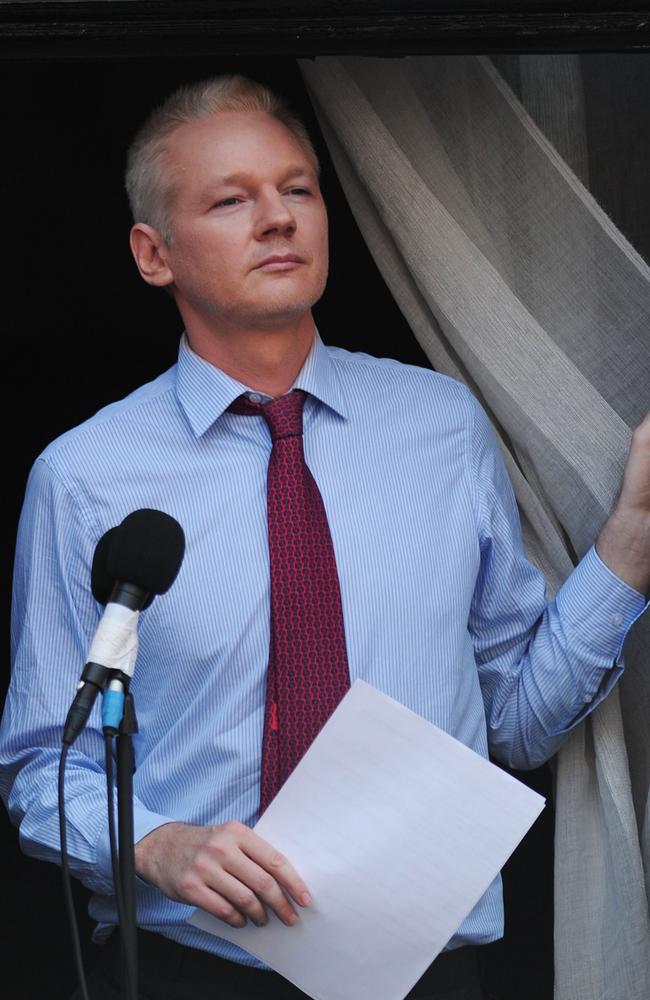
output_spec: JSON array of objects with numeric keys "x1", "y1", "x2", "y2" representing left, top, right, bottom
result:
[
  {"x1": 134, "y1": 821, "x2": 312, "y2": 928},
  {"x1": 597, "y1": 411, "x2": 650, "y2": 595}
]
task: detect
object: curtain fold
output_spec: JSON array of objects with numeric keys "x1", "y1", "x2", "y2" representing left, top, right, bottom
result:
[{"x1": 299, "y1": 54, "x2": 650, "y2": 999}]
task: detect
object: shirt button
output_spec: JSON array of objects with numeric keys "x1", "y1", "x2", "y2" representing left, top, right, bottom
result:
[
  {"x1": 584, "y1": 694, "x2": 593, "y2": 703},
  {"x1": 612, "y1": 613, "x2": 622, "y2": 626},
  {"x1": 249, "y1": 393, "x2": 263, "y2": 404}
]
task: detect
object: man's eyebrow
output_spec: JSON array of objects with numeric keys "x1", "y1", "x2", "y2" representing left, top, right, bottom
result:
[{"x1": 209, "y1": 165, "x2": 316, "y2": 190}]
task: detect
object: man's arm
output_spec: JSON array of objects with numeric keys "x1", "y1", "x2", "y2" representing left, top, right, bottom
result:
[
  {"x1": 0, "y1": 457, "x2": 172, "y2": 895},
  {"x1": 596, "y1": 411, "x2": 650, "y2": 595},
  {"x1": 466, "y1": 397, "x2": 648, "y2": 771}
]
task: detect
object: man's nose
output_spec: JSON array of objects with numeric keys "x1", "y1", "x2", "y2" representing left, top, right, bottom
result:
[{"x1": 254, "y1": 189, "x2": 297, "y2": 239}]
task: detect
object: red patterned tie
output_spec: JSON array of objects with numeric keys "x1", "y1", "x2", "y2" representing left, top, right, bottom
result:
[{"x1": 228, "y1": 390, "x2": 350, "y2": 813}]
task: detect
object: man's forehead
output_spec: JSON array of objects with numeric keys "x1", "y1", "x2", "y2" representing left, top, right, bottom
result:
[{"x1": 164, "y1": 115, "x2": 317, "y2": 201}]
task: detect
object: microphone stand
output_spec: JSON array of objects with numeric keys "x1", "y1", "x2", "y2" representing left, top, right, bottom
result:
[{"x1": 117, "y1": 689, "x2": 139, "y2": 1000}]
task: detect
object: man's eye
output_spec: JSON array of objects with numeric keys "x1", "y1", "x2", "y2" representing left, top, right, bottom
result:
[
  {"x1": 288, "y1": 187, "x2": 311, "y2": 196},
  {"x1": 215, "y1": 197, "x2": 241, "y2": 208}
]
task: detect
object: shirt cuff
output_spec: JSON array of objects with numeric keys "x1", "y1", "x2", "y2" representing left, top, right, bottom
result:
[
  {"x1": 555, "y1": 544, "x2": 648, "y2": 662},
  {"x1": 95, "y1": 800, "x2": 177, "y2": 886}
]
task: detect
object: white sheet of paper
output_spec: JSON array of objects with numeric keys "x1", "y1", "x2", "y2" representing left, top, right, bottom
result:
[{"x1": 189, "y1": 680, "x2": 545, "y2": 1000}]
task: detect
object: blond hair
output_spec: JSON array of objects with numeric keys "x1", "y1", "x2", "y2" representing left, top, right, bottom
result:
[{"x1": 125, "y1": 75, "x2": 319, "y2": 242}]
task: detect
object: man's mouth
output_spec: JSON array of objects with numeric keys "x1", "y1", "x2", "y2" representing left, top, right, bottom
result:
[{"x1": 254, "y1": 254, "x2": 304, "y2": 271}]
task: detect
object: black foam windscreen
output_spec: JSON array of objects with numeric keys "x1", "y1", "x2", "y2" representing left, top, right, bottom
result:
[
  {"x1": 107, "y1": 509, "x2": 186, "y2": 595},
  {"x1": 91, "y1": 527, "x2": 117, "y2": 605}
]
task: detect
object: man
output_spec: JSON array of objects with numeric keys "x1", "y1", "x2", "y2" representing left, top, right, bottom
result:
[{"x1": 1, "y1": 74, "x2": 649, "y2": 1000}]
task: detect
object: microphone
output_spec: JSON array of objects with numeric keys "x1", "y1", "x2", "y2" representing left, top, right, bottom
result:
[
  {"x1": 90, "y1": 525, "x2": 117, "y2": 606},
  {"x1": 62, "y1": 509, "x2": 185, "y2": 746},
  {"x1": 106, "y1": 508, "x2": 185, "y2": 611}
]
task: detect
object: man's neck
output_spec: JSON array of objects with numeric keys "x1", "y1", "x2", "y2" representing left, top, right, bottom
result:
[{"x1": 183, "y1": 313, "x2": 316, "y2": 398}]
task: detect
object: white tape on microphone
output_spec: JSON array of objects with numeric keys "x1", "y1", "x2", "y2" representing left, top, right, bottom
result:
[{"x1": 86, "y1": 603, "x2": 140, "y2": 678}]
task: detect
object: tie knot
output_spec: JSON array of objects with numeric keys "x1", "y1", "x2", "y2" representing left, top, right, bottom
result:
[{"x1": 228, "y1": 389, "x2": 307, "y2": 442}]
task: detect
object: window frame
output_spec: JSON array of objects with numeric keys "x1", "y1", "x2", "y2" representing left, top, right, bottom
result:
[{"x1": 2, "y1": 1, "x2": 650, "y2": 59}]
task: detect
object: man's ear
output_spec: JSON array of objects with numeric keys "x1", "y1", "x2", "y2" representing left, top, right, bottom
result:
[{"x1": 129, "y1": 223, "x2": 174, "y2": 287}]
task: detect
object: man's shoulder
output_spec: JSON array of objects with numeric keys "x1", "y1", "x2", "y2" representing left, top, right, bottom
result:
[
  {"x1": 39, "y1": 365, "x2": 178, "y2": 474},
  {"x1": 326, "y1": 344, "x2": 475, "y2": 413}
]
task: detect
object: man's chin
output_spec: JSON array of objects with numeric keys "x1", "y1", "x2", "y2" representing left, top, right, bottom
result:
[
  {"x1": 238, "y1": 306, "x2": 316, "y2": 331},
  {"x1": 237, "y1": 290, "x2": 325, "y2": 329},
  {"x1": 179, "y1": 276, "x2": 327, "y2": 331}
]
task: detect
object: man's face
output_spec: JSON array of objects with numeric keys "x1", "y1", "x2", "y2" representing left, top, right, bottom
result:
[{"x1": 158, "y1": 110, "x2": 329, "y2": 330}]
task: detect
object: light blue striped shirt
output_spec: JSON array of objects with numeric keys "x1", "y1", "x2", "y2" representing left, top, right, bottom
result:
[{"x1": 2, "y1": 332, "x2": 646, "y2": 966}]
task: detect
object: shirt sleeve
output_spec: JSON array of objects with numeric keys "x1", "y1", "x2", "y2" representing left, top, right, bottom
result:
[
  {"x1": 0, "y1": 457, "x2": 172, "y2": 894},
  {"x1": 466, "y1": 396, "x2": 648, "y2": 770}
]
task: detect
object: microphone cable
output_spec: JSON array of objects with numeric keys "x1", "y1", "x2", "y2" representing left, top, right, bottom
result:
[{"x1": 104, "y1": 730, "x2": 125, "y2": 929}]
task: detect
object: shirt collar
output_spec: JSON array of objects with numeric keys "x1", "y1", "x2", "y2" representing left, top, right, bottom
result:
[
  {"x1": 291, "y1": 329, "x2": 348, "y2": 420},
  {"x1": 175, "y1": 330, "x2": 348, "y2": 438}
]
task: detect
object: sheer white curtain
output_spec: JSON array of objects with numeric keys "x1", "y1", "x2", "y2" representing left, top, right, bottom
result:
[{"x1": 299, "y1": 54, "x2": 650, "y2": 999}]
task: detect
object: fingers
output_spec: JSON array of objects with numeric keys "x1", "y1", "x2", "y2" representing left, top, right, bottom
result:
[
  {"x1": 212, "y1": 822, "x2": 311, "y2": 926},
  {"x1": 167, "y1": 853, "x2": 270, "y2": 929},
  {"x1": 234, "y1": 824, "x2": 312, "y2": 909},
  {"x1": 206, "y1": 870, "x2": 269, "y2": 927},
  {"x1": 222, "y1": 853, "x2": 299, "y2": 926},
  {"x1": 190, "y1": 882, "x2": 248, "y2": 929}
]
